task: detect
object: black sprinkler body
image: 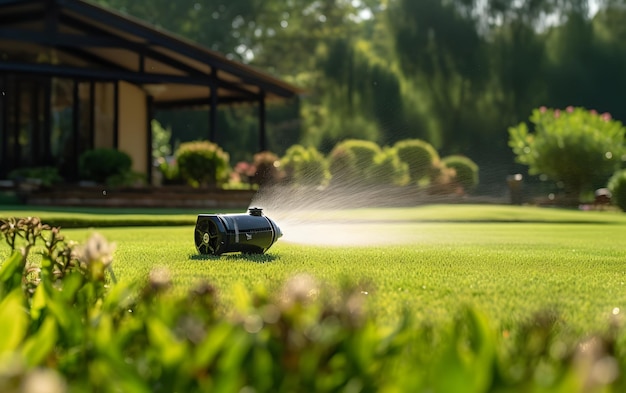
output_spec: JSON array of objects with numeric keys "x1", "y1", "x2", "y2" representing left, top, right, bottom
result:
[{"x1": 194, "y1": 207, "x2": 283, "y2": 255}]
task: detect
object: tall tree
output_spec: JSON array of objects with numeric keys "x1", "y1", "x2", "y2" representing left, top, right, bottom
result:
[
  {"x1": 94, "y1": 0, "x2": 258, "y2": 60},
  {"x1": 387, "y1": 0, "x2": 489, "y2": 154}
]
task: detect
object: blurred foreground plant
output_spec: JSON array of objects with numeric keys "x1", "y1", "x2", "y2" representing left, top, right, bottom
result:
[{"x1": 0, "y1": 219, "x2": 624, "y2": 392}]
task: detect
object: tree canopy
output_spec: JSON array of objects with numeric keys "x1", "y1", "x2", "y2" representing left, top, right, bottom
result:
[{"x1": 93, "y1": 0, "x2": 626, "y2": 190}]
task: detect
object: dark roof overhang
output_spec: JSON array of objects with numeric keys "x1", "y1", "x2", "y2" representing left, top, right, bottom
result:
[{"x1": 0, "y1": 0, "x2": 302, "y2": 108}]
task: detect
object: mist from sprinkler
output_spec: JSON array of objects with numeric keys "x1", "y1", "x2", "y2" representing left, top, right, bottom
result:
[{"x1": 247, "y1": 171, "x2": 434, "y2": 247}]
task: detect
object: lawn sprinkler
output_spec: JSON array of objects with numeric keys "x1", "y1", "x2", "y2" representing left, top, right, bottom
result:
[{"x1": 194, "y1": 207, "x2": 283, "y2": 255}]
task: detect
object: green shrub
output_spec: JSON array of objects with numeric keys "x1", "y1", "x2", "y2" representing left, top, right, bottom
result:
[
  {"x1": 607, "y1": 169, "x2": 626, "y2": 211},
  {"x1": 175, "y1": 141, "x2": 230, "y2": 188},
  {"x1": 152, "y1": 119, "x2": 172, "y2": 161},
  {"x1": 509, "y1": 106, "x2": 626, "y2": 201},
  {"x1": 157, "y1": 156, "x2": 183, "y2": 185},
  {"x1": 427, "y1": 160, "x2": 458, "y2": 195},
  {"x1": 366, "y1": 147, "x2": 410, "y2": 186},
  {"x1": 442, "y1": 155, "x2": 479, "y2": 194},
  {"x1": 394, "y1": 139, "x2": 440, "y2": 184},
  {"x1": 106, "y1": 171, "x2": 146, "y2": 188},
  {"x1": 281, "y1": 145, "x2": 330, "y2": 187},
  {"x1": 328, "y1": 144, "x2": 358, "y2": 184},
  {"x1": 8, "y1": 166, "x2": 62, "y2": 187},
  {"x1": 328, "y1": 139, "x2": 381, "y2": 185},
  {"x1": 79, "y1": 148, "x2": 132, "y2": 184}
]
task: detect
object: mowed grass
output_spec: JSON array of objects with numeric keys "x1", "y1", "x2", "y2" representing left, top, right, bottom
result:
[{"x1": 43, "y1": 204, "x2": 626, "y2": 335}]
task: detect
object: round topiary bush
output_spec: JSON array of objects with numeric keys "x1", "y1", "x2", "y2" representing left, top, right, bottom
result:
[
  {"x1": 281, "y1": 145, "x2": 330, "y2": 187},
  {"x1": 328, "y1": 139, "x2": 381, "y2": 185},
  {"x1": 328, "y1": 145, "x2": 357, "y2": 185},
  {"x1": 393, "y1": 139, "x2": 440, "y2": 184},
  {"x1": 175, "y1": 141, "x2": 230, "y2": 187},
  {"x1": 607, "y1": 169, "x2": 626, "y2": 211},
  {"x1": 441, "y1": 155, "x2": 479, "y2": 194},
  {"x1": 79, "y1": 148, "x2": 132, "y2": 184},
  {"x1": 366, "y1": 148, "x2": 409, "y2": 186}
]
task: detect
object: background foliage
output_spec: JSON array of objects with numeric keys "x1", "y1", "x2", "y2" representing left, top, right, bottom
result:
[
  {"x1": 90, "y1": 0, "x2": 626, "y2": 194},
  {"x1": 509, "y1": 106, "x2": 626, "y2": 201}
]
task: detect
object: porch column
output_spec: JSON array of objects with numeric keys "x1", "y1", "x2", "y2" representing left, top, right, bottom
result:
[
  {"x1": 113, "y1": 81, "x2": 119, "y2": 149},
  {"x1": 1, "y1": 74, "x2": 7, "y2": 176},
  {"x1": 146, "y1": 94, "x2": 154, "y2": 185},
  {"x1": 258, "y1": 91, "x2": 266, "y2": 151},
  {"x1": 209, "y1": 69, "x2": 218, "y2": 142},
  {"x1": 71, "y1": 80, "x2": 80, "y2": 180}
]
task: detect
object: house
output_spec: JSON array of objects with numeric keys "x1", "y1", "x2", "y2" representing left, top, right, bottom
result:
[{"x1": 0, "y1": 0, "x2": 301, "y2": 184}]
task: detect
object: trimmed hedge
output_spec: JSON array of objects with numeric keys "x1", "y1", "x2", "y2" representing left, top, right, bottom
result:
[
  {"x1": 328, "y1": 139, "x2": 381, "y2": 185},
  {"x1": 281, "y1": 145, "x2": 330, "y2": 187},
  {"x1": 79, "y1": 148, "x2": 132, "y2": 184},
  {"x1": 394, "y1": 139, "x2": 440, "y2": 184},
  {"x1": 442, "y1": 155, "x2": 479, "y2": 194},
  {"x1": 175, "y1": 141, "x2": 230, "y2": 188},
  {"x1": 608, "y1": 169, "x2": 626, "y2": 211}
]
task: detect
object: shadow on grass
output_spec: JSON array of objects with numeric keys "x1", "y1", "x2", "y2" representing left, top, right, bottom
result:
[{"x1": 189, "y1": 253, "x2": 278, "y2": 263}]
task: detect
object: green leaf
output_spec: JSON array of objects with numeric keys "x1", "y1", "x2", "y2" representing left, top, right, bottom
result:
[
  {"x1": 0, "y1": 289, "x2": 28, "y2": 353},
  {"x1": 146, "y1": 317, "x2": 187, "y2": 368},
  {"x1": 21, "y1": 316, "x2": 57, "y2": 366},
  {"x1": 194, "y1": 322, "x2": 232, "y2": 368},
  {"x1": 0, "y1": 251, "x2": 25, "y2": 290},
  {"x1": 93, "y1": 313, "x2": 114, "y2": 352},
  {"x1": 30, "y1": 284, "x2": 47, "y2": 321}
]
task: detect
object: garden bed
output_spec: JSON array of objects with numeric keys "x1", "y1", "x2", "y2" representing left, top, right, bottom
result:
[{"x1": 23, "y1": 185, "x2": 257, "y2": 209}]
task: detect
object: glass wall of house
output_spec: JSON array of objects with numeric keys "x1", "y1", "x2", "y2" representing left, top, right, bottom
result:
[{"x1": 0, "y1": 74, "x2": 116, "y2": 181}]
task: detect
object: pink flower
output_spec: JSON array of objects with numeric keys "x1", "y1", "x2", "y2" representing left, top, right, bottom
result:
[
  {"x1": 539, "y1": 106, "x2": 547, "y2": 113},
  {"x1": 590, "y1": 109, "x2": 598, "y2": 115},
  {"x1": 566, "y1": 106, "x2": 574, "y2": 113},
  {"x1": 554, "y1": 109, "x2": 560, "y2": 118},
  {"x1": 234, "y1": 161, "x2": 251, "y2": 174},
  {"x1": 601, "y1": 112, "x2": 612, "y2": 121}
]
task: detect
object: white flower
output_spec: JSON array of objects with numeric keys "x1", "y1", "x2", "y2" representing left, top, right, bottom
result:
[
  {"x1": 279, "y1": 273, "x2": 319, "y2": 308},
  {"x1": 78, "y1": 233, "x2": 116, "y2": 267},
  {"x1": 149, "y1": 267, "x2": 172, "y2": 292},
  {"x1": 21, "y1": 368, "x2": 66, "y2": 393}
]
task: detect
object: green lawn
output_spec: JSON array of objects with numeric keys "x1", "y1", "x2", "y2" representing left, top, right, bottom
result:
[{"x1": 27, "y1": 203, "x2": 623, "y2": 335}]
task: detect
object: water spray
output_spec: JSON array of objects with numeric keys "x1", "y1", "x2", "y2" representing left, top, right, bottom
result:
[{"x1": 194, "y1": 207, "x2": 283, "y2": 255}]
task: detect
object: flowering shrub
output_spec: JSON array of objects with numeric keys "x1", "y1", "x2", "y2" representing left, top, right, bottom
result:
[
  {"x1": 509, "y1": 106, "x2": 626, "y2": 201},
  {"x1": 247, "y1": 151, "x2": 285, "y2": 186}
]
